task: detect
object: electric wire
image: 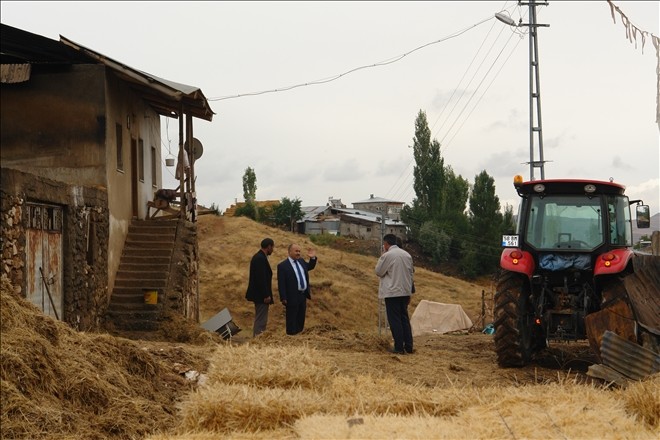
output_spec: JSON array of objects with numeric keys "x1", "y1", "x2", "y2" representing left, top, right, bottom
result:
[
  {"x1": 207, "y1": 14, "x2": 496, "y2": 102},
  {"x1": 392, "y1": 3, "x2": 530, "y2": 206},
  {"x1": 397, "y1": 17, "x2": 525, "y2": 204},
  {"x1": 386, "y1": 1, "x2": 524, "y2": 204},
  {"x1": 443, "y1": 32, "x2": 525, "y2": 151}
]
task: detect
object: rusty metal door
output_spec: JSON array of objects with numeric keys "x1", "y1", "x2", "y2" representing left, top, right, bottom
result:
[{"x1": 25, "y1": 203, "x2": 63, "y2": 319}]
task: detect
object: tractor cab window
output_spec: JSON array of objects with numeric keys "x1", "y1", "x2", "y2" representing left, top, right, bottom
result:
[
  {"x1": 607, "y1": 195, "x2": 632, "y2": 246},
  {"x1": 525, "y1": 195, "x2": 604, "y2": 250}
]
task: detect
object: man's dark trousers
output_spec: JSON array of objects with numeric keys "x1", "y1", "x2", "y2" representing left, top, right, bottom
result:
[
  {"x1": 285, "y1": 291, "x2": 307, "y2": 335},
  {"x1": 385, "y1": 296, "x2": 413, "y2": 353},
  {"x1": 253, "y1": 303, "x2": 269, "y2": 336}
]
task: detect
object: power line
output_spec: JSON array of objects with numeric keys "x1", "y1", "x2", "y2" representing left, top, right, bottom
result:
[
  {"x1": 443, "y1": 33, "x2": 524, "y2": 151},
  {"x1": 439, "y1": 24, "x2": 522, "y2": 150},
  {"x1": 397, "y1": 28, "x2": 523, "y2": 204},
  {"x1": 430, "y1": 8, "x2": 503, "y2": 135},
  {"x1": 386, "y1": 2, "x2": 524, "y2": 205},
  {"x1": 207, "y1": 14, "x2": 496, "y2": 102}
]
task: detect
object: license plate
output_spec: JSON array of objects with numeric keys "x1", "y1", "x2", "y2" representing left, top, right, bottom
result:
[{"x1": 502, "y1": 235, "x2": 519, "y2": 247}]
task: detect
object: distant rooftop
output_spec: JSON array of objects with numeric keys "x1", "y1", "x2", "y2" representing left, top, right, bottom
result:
[{"x1": 352, "y1": 194, "x2": 404, "y2": 205}]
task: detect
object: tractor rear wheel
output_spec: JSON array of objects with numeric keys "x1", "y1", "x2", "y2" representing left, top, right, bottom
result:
[{"x1": 494, "y1": 270, "x2": 538, "y2": 367}]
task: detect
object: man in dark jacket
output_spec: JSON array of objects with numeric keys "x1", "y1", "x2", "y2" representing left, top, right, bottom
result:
[
  {"x1": 245, "y1": 238, "x2": 275, "y2": 336},
  {"x1": 277, "y1": 243, "x2": 317, "y2": 335}
]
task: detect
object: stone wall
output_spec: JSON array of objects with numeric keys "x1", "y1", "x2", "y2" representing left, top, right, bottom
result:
[
  {"x1": 166, "y1": 219, "x2": 199, "y2": 322},
  {"x1": 1, "y1": 168, "x2": 109, "y2": 330}
]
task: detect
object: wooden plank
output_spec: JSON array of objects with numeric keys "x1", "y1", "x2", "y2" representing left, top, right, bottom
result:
[{"x1": 585, "y1": 299, "x2": 636, "y2": 361}]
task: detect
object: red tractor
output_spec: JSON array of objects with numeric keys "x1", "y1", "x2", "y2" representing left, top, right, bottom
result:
[{"x1": 494, "y1": 176, "x2": 653, "y2": 367}]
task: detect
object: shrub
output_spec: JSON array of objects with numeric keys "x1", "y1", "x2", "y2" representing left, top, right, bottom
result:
[
  {"x1": 309, "y1": 233, "x2": 341, "y2": 247},
  {"x1": 418, "y1": 221, "x2": 450, "y2": 264}
]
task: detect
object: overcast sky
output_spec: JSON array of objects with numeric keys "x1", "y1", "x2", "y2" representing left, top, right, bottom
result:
[{"x1": 2, "y1": 1, "x2": 659, "y2": 216}]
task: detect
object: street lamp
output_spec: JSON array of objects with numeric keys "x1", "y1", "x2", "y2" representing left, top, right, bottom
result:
[
  {"x1": 496, "y1": 1, "x2": 549, "y2": 181},
  {"x1": 495, "y1": 12, "x2": 517, "y2": 27}
]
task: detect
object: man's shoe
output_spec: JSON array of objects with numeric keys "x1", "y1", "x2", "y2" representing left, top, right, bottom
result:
[
  {"x1": 404, "y1": 347, "x2": 415, "y2": 354},
  {"x1": 389, "y1": 349, "x2": 405, "y2": 354}
]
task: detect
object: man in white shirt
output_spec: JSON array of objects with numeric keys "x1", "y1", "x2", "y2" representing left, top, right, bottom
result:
[{"x1": 375, "y1": 233, "x2": 414, "y2": 354}]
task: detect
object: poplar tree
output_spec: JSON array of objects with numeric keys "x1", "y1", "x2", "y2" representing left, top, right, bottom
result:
[
  {"x1": 242, "y1": 167, "x2": 257, "y2": 203},
  {"x1": 411, "y1": 110, "x2": 445, "y2": 221},
  {"x1": 463, "y1": 170, "x2": 503, "y2": 275}
]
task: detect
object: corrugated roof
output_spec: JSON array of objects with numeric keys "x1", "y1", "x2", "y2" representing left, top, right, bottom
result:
[
  {"x1": 599, "y1": 330, "x2": 659, "y2": 380},
  {"x1": 1, "y1": 23, "x2": 214, "y2": 121},
  {"x1": 340, "y1": 211, "x2": 406, "y2": 227},
  {"x1": 0, "y1": 23, "x2": 91, "y2": 64},
  {"x1": 352, "y1": 196, "x2": 405, "y2": 205}
]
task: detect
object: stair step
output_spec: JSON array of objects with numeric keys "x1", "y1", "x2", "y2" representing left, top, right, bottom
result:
[
  {"x1": 108, "y1": 304, "x2": 160, "y2": 319},
  {"x1": 108, "y1": 296, "x2": 158, "y2": 315},
  {"x1": 129, "y1": 224, "x2": 176, "y2": 232},
  {"x1": 118, "y1": 263, "x2": 170, "y2": 271},
  {"x1": 114, "y1": 279, "x2": 167, "y2": 288},
  {"x1": 121, "y1": 248, "x2": 172, "y2": 257},
  {"x1": 120, "y1": 256, "x2": 170, "y2": 265},
  {"x1": 108, "y1": 292, "x2": 148, "y2": 304},
  {"x1": 116, "y1": 270, "x2": 170, "y2": 280},
  {"x1": 127, "y1": 232, "x2": 175, "y2": 241},
  {"x1": 111, "y1": 286, "x2": 163, "y2": 296},
  {"x1": 125, "y1": 240, "x2": 174, "y2": 250}
]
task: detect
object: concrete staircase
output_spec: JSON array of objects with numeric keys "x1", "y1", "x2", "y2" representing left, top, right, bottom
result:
[{"x1": 106, "y1": 219, "x2": 177, "y2": 331}]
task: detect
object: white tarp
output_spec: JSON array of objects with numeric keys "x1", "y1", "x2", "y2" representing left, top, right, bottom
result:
[{"x1": 410, "y1": 299, "x2": 473, "y2": 336}]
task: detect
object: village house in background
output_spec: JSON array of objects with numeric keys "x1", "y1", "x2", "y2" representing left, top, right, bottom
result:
[
  {"x1": 226, "y1": 195, "x2": 408, "y2": 241},
  {"x1": 0, "y1": 23, "x2": 214, "y2": 331}
]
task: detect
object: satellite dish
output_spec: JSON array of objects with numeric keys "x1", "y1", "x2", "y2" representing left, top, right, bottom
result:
[{"x1": 184, "y1": 137, "x2": 204, "y2": 160}]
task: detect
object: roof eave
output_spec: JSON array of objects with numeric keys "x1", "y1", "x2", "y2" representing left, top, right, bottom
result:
[{"x1": 59, "y1": 36, "x2": 214, "y2": 121}]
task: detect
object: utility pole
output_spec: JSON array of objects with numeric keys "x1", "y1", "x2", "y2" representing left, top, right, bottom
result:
[
  {"x1": 378, "y1": 202, "x2": 387, "y2": 336},
  {"x1": 524, "y1": 0, "x2": 549, "y2": 180},
  {"x1": 496, "y1": 1, "x2": 549, "y2": 181}
]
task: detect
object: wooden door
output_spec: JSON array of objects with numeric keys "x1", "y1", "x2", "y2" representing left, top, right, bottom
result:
[
  {"x1": 25, "y1": 203, "x2": 63, "y2": 319},
  {"x1": 131, "y1": 137, "x2": 138, "y2": 218}
]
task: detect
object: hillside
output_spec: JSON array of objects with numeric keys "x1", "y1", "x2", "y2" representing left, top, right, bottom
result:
[
  {"x1": 1, "y1": 214, "x2": 657, "y2": 439},
  {"x1": 196, "y1": 215, "x2": 492, "y2": 335}
]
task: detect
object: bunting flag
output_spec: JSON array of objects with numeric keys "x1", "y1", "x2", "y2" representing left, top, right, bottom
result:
[{"x1": 607, "y1": 1, "x2": 660, "y2": 129}]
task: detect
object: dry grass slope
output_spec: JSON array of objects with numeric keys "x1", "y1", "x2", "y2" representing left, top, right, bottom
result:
[
  {"x1": 196, "y1": 215, "x2": 490, "y2": 336},
  {"x1": 2, "y1": 214, "x2": 658, "y2": 440}
]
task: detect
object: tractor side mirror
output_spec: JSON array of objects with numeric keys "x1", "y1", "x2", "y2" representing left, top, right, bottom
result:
[{"x1": 636, "y1": 204, "x2": 650, "y2": 229}]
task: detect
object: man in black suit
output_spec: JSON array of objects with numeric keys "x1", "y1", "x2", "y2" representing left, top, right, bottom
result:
[
  {"x1": 245, "y1": 238, "x2": 275, "y2": 336},
  {"x1": 277, "y1": 243, "x2": 317, "y2": 335}
]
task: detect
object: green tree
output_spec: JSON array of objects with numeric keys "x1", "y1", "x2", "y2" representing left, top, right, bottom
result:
[
  {"x1": 242, "y1": 167, "x2": 257, "y2": 203},
  {"x1": 501, "y1": 203, "x2": 516, "y2": 234},
  {"x1": 208, "y1": 203, "x2": 222, "y2": 216},
  {"x1": 235, "y1": 202, "x2": 257, "y2": 220},
  {"x1": 411, "y1": 110, "x2": 445, "y2": 221},
  {"x1": 463, "y1": 170, "x2": 503, "y2": 276},
  {"x1": 441, "y1": 167, "x2": 470, "y2": 261},
  {"x1": 271, "y1": 197, "x2": 304, "y2": 232},
  {"x1": 403, "y1": 110, "x2": 446, "y2": 240},
  {"x1": 443, "y1": 166, "x2": 469, "y2": 219},
  {"x1": 418, "y1": 221, "x2": 451, "y2": 264}
]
